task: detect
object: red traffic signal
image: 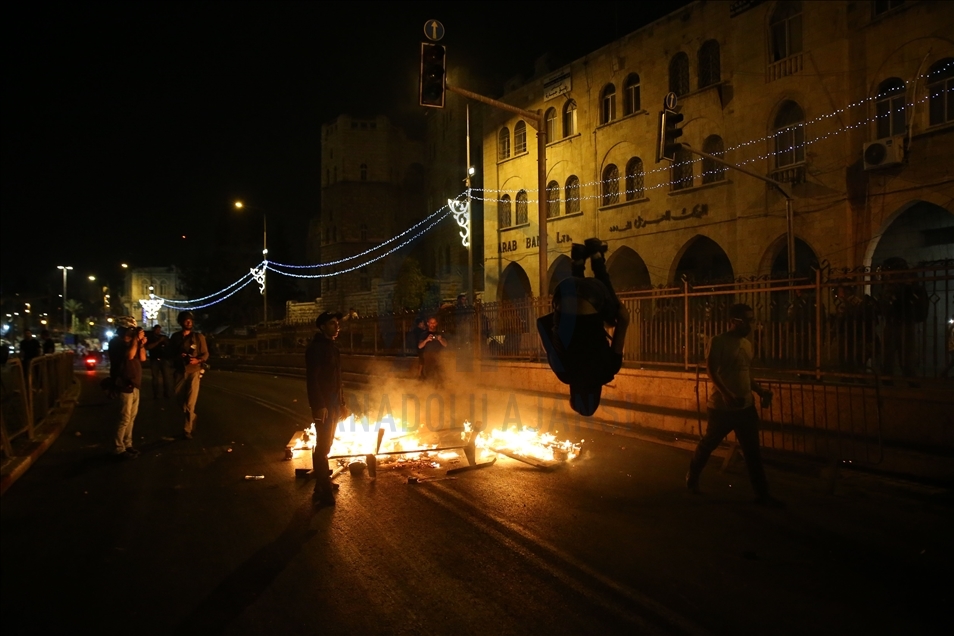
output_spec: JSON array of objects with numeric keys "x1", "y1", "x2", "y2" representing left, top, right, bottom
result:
[
  {"x1": 419, "y1": 42, "x2": 446, "y2": 108},
  {"x1": 657, "y1": 109, "x2": 685, "y2": 162}
]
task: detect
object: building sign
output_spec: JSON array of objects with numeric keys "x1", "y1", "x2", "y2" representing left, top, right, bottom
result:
[
  {"x1": 543, "y1": 68, "x2": 572, "y2": 101},
  {"x1": 608, "y1": 203, "x2": 709, "y2": 232},
  {"x1": 498, "y1": 232, "x2": 573, "y2": 253}
]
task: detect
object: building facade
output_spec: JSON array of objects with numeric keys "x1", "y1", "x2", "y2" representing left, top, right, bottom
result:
[
  {"x1": 125, "y1": 267, "x2": 183, "y2": 329},
  {"x1": 481, "y1": 0, "x2": 954, "y2": 301}
]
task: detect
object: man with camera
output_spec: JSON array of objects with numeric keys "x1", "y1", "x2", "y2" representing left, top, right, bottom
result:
[
  {"x1": 169, "y1": 311, "x2": 209, "y2": 440},
  {"x1": 108, "y1": 316, "x2": 147, "y2": 458},
  {"x1": 418, "y1": 316, "x2": 447, "y2": 388}
]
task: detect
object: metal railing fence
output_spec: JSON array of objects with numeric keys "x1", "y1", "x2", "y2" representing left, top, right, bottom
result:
[{"x1": 1, "y1": 352, "x2": 76, "y2": 461}]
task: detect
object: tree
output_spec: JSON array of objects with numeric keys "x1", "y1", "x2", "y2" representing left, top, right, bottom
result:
[
  {"x1": 392, "y1": 257, "x2": 427, "y2": 311},
  {"x1": 64, "y1": 299, "x2": 84, "y2": 333}
]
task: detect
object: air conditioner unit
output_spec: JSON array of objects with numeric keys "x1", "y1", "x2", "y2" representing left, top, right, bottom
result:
[{"x1": 863, "y1": 136, "x2": 905, "y2": 170}]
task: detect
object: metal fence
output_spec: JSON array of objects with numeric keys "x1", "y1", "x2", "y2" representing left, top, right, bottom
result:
[
  {"x1": 263, "y1": 261, "x2": 952, "y2": 380},
  {"x1": 1, "y1": 352, "x2": 76, "y2": 460}
]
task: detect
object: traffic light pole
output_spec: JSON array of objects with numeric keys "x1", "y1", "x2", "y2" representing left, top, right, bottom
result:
[
  {"x1": 447, "y1": 84, "x2": 548, "y2": 297},
  {"x1": 677, "y1": 145, "x2": 796, "y2": 277}
]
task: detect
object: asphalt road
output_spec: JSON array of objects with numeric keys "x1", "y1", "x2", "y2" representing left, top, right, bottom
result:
[{"x1": 1, "y1": 368, "x2": 951, "y2": 635}]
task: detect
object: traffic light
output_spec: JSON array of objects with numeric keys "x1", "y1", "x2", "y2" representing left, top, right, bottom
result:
[
  {"x1": 657, "y1": 109, "x2": 685, "y2": 162},
  {"x1": 419, "y1": 42, "x2": 446, "y2": 108}
]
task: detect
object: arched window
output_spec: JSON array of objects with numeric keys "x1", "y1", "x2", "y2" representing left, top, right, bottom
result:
[
  {"x1": 623, "y1": 74, "x2": 640, "y2": 116},
  {"x1": 498, "y1": 195, "x2": 512, "y2": 228},
  {"x1": 625, "y1": 157, "x2": 644, "y2": 200},
  {"x1": 774, "y1": 100, "x2": 805, "y2": 168},
  {"x1": 514, "y1": 120, "x2": 528, "y2": 154},
  {"x1": 563, "y1": 100, "x2": 577, "y2": 137},
  {"x1": 159, "y1": 281, "x2": 167, "y2": 296},
  {"x1": 515, "y1": 190, "x2": 529, "y2": 225},
  {"x1": 702, "y1": 135, "x2": 726, "y2": 184},
  {"x1": 141, "y1": 282, "x2": 148, "y2": 296},
  {"x1": 601, "y1": 164, "x2": 619, "y2": 206},
  {"x1": 671, "y1": 147, "x2": 693, "y2": 191},
  {"x1": 498, "y1": 128, "x2": 511, "y2": 161},
  {"x1": 360, "y1": 163, "x2": 368, "y2": 181},
  {"x1": 565, "y1": 176, "x2": 581, "y2": 215},
  {"x1": 546, "y1": 180, "x2": 561, "y2": 218},
  {"x1": 545, "y1": 108, "x2": 557, "y2": 142},
  {"x1": 600, "y1": 84, "x2": 616, "y2": 124},
  {"x1": 927, "y1": 58, "x2": 954, "y2": 127},
  {"x1": 875, "y1": 78, "x2": 906, "y2": 138},
  {"x1": 770, "y1": 1, "x2": 802, "y2": 62},
  {"x1": 669, "y1": 53, "x2": 690, "y2": 97},
  {"x1": 698, "y1": 40, "x2": 721, "y2": 89}
]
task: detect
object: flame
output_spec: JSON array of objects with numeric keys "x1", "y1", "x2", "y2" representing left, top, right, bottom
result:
[{"x1": 287, "y1": 417, "x2": 582, "y2": 468}]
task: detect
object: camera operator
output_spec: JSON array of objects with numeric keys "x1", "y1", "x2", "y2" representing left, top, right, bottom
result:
[
  {"x1": 108, "y1": 317, "x2": 147, "y2": 458},
  {"x1": 418, "y1": 316, "x2": 447, "y2": 388},
  {"x1": 169, "y1": 310, "x2": 209, "y2": 440}
]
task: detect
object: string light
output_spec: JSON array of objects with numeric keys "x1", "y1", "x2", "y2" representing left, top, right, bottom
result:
[
  {"x1": 269, "y1": 204, "x2": 451, "y2": 269},
  {"x1": 157, "y1": 275, "x2": 258, "y2": 311},
  {"x1": 448, "y1": 194, "x2": 471, "y2": 248},
  {"x1": 473, "y1": 93, "x2": 943, "y2": 209},
  {"x1": 267, "y1": 209, "x2": 451, "y2": 279}
]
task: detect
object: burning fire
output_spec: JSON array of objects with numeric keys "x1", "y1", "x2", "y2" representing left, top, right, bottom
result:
[{"x1": 287, "y1": 417, "x2": 583, "y2": 469}]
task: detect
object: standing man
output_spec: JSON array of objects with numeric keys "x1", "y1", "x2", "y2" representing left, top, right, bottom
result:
[
  {"x1": 145, "y1": 324, "x2": 172, "y2": 399},
  {"x1": 40, "y1": 329, "x2": 56, "y2": 355},
  {"x1": 306, "y1": 311, "x2": 346, "y2": 508},
  {"x1": 686, "y1": 303, "x2": 782, "y2": 507},
  {"x1": 108, "y1": 317, "x2": 146, "y2": 459},
  {"x1": 19, "y1": 328, "x2": 42, "y2": 374},
  {"x1": 169, "y1": 311, "x2": 208, "y2": 440},
  {"x1": 418, "y1": 316, "x2": 447, "y2": 388}
]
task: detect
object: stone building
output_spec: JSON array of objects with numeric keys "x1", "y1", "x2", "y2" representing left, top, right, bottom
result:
[
  {"x1": 480, "y1": 0, "x2": 954, "y2": 301},
  {"x1": 124, "y1": 266, "x2": 183, "y2": 329}
]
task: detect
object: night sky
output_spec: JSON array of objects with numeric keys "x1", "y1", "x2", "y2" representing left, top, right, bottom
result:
[{"x1": 2, "y1": 1, "x2": 690, "y2": 300}]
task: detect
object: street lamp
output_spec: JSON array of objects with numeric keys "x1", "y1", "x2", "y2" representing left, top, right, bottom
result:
[
  {"x1": 57, "y1": 265, "x2": 73, "y2": 332},
  {"x1": 234, "y1": 200, "x2": 268, "y2": 324}
]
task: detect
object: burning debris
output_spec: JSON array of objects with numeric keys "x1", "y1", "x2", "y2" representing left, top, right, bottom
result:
[{"x1": 284, "y1": 416, "x2": 583, "y2": 480}]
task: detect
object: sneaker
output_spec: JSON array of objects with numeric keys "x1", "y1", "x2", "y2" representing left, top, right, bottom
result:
[
  {"x1": 584, "y1": 237, "x2": 608, "y2": 258},
  {"x1": 754, "y1": 495, "x2": 786, "y2": 508},
  {"x1": 570, "y1": 243, "x2": 588, "y2": 262},
  {"x1": 182, "y1": 431, "x2": 193, "y2": 440},
  {"x1": 312, "y1": 493, "x2": 336, "y2": 508},
  {"x1": 686, "y1": 472, "x2": 701, "y2": 494}
]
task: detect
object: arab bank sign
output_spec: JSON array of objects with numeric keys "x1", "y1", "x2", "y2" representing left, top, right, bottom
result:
[{"x1": 543, "y1": 67, "x2": 572, "y2": 101}]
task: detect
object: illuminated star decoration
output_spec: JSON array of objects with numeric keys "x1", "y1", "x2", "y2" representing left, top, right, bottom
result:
[
  {"x1": 140, "y1": 295, "x2": 164, "y2": 322},
  {"x1": 250, "y1": 263, "x2": 267, "y2": 294},
  {"x1": 448, "y1": 194, "x2": 471, "y2": 248}
]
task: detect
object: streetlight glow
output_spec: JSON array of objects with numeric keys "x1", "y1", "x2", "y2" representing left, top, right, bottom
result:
[
  {"x1": 57, "y1": 265, "x2": 73, "y2": 331},
  {"x1": 234, "y1": 201, "x2": 244, "y2": 209}
]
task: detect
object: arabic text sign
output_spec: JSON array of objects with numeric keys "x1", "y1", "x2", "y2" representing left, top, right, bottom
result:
[{"x1": 543, "y1": 68, "x2": 572, "y2": 101}]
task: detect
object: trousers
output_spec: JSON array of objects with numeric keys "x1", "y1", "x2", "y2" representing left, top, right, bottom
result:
[
  {"x1": 115, "y1": 388, "x2": 140, "y2": 453},
  {"x1": 174, "y1": 371, "x2": 201, "y2": 433},
  {"x1": 688, "y1": 406, "x2": 769, "y2": 498}
]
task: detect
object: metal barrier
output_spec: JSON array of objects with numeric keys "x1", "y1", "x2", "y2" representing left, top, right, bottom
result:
[{"x1": 1, "y1": 352, "x2": 76, "y2": 461}]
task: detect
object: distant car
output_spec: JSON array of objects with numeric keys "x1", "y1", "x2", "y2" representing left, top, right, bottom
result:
[{"x1": 84, "y1": 354, "x2": 99, "y2": 370}]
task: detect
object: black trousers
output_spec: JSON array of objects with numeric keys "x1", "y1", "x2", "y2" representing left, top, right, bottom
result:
[
  {"x1": 688, "y1": 406, "x2": 769, "y2": 498},
  {"x1": 312, "y1": 413, "x2": 338, "y2": 497}
]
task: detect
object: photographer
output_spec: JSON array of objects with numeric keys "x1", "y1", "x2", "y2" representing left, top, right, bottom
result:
[
  {"x1": 108, "y1": 317, "x2": 147, "y2": 458},
  {"x1": 168, "y1": 311, "x2": 208, "y2": 440},
  {"x1": 418, "y1": 316, "x2": 447, "y2": 388}
]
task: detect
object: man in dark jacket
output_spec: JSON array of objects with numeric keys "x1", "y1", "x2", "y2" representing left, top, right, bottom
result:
[
  {"x1": 108, "y1": 317, "x2": 147, "y2": 459},
  {"x1": 306, "y1": 311, "x2": 346, "y2": 508},
  {"x1": 168, "y1": 311, "x2": 209, "y2": 439},
  {"x1": 537, "y1": 239, "x2": 630, "y2": 416}
]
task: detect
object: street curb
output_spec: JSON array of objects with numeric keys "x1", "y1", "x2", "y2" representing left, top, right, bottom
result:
[{"x1": 0, "y1": 381, "x2": 80, "y2": 496}]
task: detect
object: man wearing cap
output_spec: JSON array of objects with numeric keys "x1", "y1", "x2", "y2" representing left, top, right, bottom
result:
[
  {"x1": 537, "y1": 238, "x2": 629, "y2": 416},
  {"x1": 108, "y1": 317, "x2": 147, "y2": 458},
  {"x1": 306, "y1": 311, "x2": 345, "y2": 508},
  {"x1": 169, "y1": 311, "x2": 209, "y2": 440}
]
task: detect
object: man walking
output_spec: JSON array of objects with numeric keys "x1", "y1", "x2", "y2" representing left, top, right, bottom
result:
[
  {"x1": 306, "y1": 311, "x2": 345, "y2": 508},
  {"x1": 108, "y1": 317, "x2": 146, "y2": 459},
  {"x1": 145, "y1": 324, "x2": 172, "y2": 399},
  {"x1": 686, "y1": 303, "x2": 782, "y2": 507},
  {"x1": 169, "y1": 311, "x2": 208, "y2": 440}
]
